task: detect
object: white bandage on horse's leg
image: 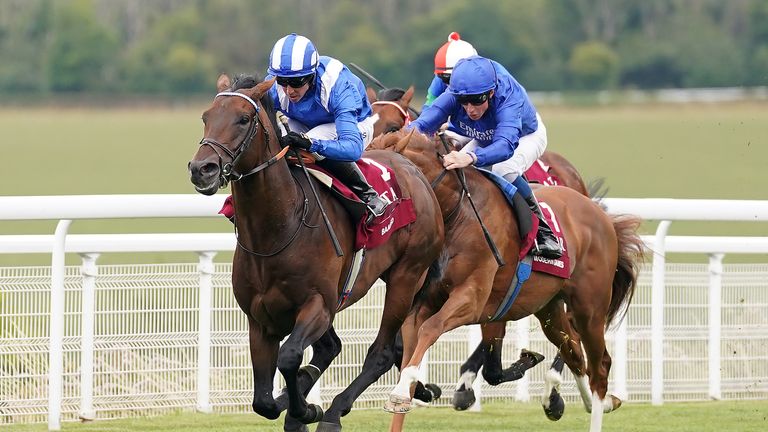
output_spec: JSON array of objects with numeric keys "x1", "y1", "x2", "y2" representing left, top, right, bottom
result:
[
  {"x1": 575, "y1": 374, "x2": 592, "y2": 412},
  {"x1": 391, "y1": 365, "x2": 420, "y2": 398},
  {"x1": 455, "y1": 370, "x2": 477, "y2": 391},
  {"x1": 541, "y1": 367, "x2": 564, "y2": 407},
  {"x1": 589, "y1": 391, "x2": 604, "y2": 432}
]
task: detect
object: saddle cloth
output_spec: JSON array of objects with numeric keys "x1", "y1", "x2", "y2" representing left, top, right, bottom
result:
[
  {"x1": 218, "y1": 158, "x2": 415, "y2": 251},
  {"x1": 479, "y1": 169, "x2": 570, "y2": 279},
  {"x1": 524, "y1": 159, "x2": 562, "y2": 186}
]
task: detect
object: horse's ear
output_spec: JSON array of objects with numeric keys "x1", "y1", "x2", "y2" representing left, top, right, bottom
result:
[
  {"x1": 246, "y1": 77, "x2": 275, "y2": 99},
  {"x1": 366, "y1": 87, "x2": 378, "y2": 103},
  {"x1": 216, "y1": 74, "x2": 231, "y2": 92},
  {"x1": 402, "y1": 86, "x2": 415, "y2": 105},
  {"x1": 394, "y1": 129, "x2": 414, "y2": 154}
]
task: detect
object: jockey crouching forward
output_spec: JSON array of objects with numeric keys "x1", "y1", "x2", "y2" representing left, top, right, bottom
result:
[
  {"x1": 266, "y1": 33, "x2": 389, "y2": 223},
  {"x1": 408, "y1": 55, "x2": 562, "y2": 259}
]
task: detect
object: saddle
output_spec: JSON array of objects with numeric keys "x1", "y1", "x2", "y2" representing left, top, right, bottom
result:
[{"x1": 220, "y1": 154, "x2": 416, "y2": 251}]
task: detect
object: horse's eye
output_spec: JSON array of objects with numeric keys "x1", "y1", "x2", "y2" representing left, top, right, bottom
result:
[{"x1": 239, "y1": 115, "x2": 250, "y2": 125}]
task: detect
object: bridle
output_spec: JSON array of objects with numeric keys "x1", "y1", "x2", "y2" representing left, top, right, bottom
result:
[
  {"x1": 371, "y1": 101, "x2": 411, "y2": 128},
  {"x1": 196, "y1": 90, "x2": 302, "y2": 257},
  {"x1": 197, "y1": 91, "x2": 288, "y2": 188}
]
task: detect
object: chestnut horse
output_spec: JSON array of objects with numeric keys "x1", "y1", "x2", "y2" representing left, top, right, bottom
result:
[
  {"x1": 368, "y1": 85, "x2": 598, "y2": 417},
  {"x1": 368, "y1": 131, "x2": 644, "y2": 432},
  {"x1": 188, "y1": 75, "x2": 444, "y2": 432}
]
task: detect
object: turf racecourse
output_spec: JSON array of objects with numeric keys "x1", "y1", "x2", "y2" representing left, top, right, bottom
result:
[{"x1": 9, "y1": 401, "x2": 768, "y2": 431}]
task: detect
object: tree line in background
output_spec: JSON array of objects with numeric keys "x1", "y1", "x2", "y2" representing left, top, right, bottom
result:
[{"x1": 1, "y1": 0, "x2": 767, "y2": 97}]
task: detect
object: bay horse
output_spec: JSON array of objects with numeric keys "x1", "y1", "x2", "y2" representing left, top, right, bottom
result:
[
  {"x1": 368, "y1": 85, "x2": 601, "y2": 417},
  {"x1": 188, "y1": 74, "x2": 444, "y2": 432},
  {"x1": 368, "y1": 131, "x2": 644, "y2": 432}
]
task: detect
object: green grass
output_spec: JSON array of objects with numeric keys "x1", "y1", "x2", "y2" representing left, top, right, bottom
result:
[
  {"x1": 1, "y1": 102, "x2": 766, "y2": 264},
  {"x1": 8, "y1": 400, "x2": 768, "y2": 431}
]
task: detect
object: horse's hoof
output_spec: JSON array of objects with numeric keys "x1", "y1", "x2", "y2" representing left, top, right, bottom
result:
[
  {"x1": 316, "y1": 421, "x2": 342, "y2": 432},
  {"x1": 451, "y1": 388, "x2": 476, "y2": 411},
  {"x1": 543, "y1": 388, "x2": 565, "y2": 421},
  {"x1": 413, "y1": 382, "x2": 442, "y2": 403},
  {"x1": 283, "y1": 420, "x2": 309, "y2": 432},
  {"x1": 383, "y1": 394, "x2": 412, "y2": 414},
  {"x1": 520, "y1": 348, "x2": 545, "y2": 365},
  {"x1": 425, "y1": 383, "x2": 442, "y2": 401},
  {"x1": 299, "y1": 364, "x2": 322, "y2": 383},
  {"x1": 609, "y1": 394, "x2": 622, "y2": 412},
  {"x1": 274, "y1": 389, "x2": 289, "y2": 412},
  {"x1": 299, "y1": 404, "x2": 324, "y2": 424}
]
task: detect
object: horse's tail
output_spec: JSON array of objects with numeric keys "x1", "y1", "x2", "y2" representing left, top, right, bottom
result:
[{"x1": 606, "y1": 214, "x2": 646, "y2": 327}]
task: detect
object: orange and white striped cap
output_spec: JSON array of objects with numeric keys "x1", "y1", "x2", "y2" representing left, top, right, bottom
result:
[{"x1": 434, "y1": 32, "x2": 478, "y2": 75}]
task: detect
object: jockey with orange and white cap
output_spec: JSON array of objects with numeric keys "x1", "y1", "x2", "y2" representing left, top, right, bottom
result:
[{"x1": 422, "y1": 32, "x2": 478, "y2": 110}]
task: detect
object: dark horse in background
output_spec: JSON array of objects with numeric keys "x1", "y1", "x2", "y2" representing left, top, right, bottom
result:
[
  {"x1": 368, "y1": 85, "x2": 609, "y2": 419},
  {"x1": 368, "y1": 131, "x2": 644, "y2": 432},
  {"x1": 189, "y1": 74, "x2": 444, "y2": 432}
]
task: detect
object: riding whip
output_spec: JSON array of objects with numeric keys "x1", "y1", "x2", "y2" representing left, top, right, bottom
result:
[
  {"x1": 349, "y1": 63, "x2": 422, "y2": 117},
  {"x1": 277, "y1": 113, "x2": 344, "y2": 257}
]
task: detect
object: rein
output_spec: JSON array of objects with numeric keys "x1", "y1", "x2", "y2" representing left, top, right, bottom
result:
[
  {"x1": 198, "y1": 90, "x2": 305, "y2": 256},
  {"x1": 234, "y1": 172, "x2": 313, "y2": 257},
  {"x1": 436, "y1": 132, "x2": 505, "y2": 267}
]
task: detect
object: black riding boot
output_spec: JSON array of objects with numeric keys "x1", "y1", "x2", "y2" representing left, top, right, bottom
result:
[
  {"x1": 319, "y1": 159, "x2": 388, "y2": 223},
  {"x1": 524, "y1": 193, "x2": 563, "y2": 259}
]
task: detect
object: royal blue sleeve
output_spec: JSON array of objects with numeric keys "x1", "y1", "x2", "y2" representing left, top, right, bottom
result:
[
  {"x1": 267, "y1": 83, "x2": 281, "y2": 112},
  {"x1": 409, "y1": 92, "x2": 455, "y2": 135},
  {"x1": 309, "y1": 81, "x2": 364, "y2": 161},
  {"x1": 472, "y1": 96, "x2": 523, "y2": 167}
]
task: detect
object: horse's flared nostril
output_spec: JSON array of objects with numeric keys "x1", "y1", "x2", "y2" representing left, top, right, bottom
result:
[{"x1": 189, "y1": 160, "x2": 219, "y2": 179}]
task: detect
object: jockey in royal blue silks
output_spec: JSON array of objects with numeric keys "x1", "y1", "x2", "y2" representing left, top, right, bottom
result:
[
  {"x1": 266, "y1": 33, "x2": 388, "y2": 222},
  {"x1": 408, "y1": 55, "x2": 563, "y2": 258}
]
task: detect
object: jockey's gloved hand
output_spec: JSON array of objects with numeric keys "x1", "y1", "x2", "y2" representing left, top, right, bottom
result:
[{"x1": 281, "y1": 131, "x2": 313, "y2": 151}]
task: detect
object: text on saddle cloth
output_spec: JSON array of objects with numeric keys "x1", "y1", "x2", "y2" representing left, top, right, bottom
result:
[{"x1": 530, "y1": 201, "x2": 570, "y2": 279}]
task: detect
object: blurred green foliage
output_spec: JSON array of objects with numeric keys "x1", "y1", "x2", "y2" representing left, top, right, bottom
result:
[{"x1": 1, "y1": 0, "x2": 767, "y2": 96}]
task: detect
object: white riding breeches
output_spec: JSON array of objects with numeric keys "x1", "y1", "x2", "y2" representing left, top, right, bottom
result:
[{"x1": 457, "y1": 113, "x2": 548, "y2": 181}]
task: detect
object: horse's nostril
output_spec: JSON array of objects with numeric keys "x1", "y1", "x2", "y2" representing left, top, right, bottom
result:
[
  {"x1": 201, "y1": 162, "x2": 219, "y2": 175},
  {"x1": 189, "y1": 161, "x2": 219, "y2": 178}
]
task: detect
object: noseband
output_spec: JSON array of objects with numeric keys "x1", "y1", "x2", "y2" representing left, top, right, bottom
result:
[{"x1": 198, "y1": 91, "x2": 287, "y2": 187}]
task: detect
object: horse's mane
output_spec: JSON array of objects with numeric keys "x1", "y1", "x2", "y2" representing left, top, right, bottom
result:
[
  {"x1": 231, "y1": 73, "x2": 280, "y2": 140},
  {"x1": 377, "y1": 87, "x2": 406, "y2": 102},
  {"x1": 368, "y1": 129, "x2": 439, "y2": 155}
]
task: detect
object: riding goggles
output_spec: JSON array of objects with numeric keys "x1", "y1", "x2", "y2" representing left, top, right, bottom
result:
[
  {"x1": 456, "y1": 90, "x2": 491, "y2": 106},
  {"x1": 438, "y1": 72, "x2": 452, "y2": 85},
  {"x1": 276, "y1": 74, "x2": 314, "y2": 88}
]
